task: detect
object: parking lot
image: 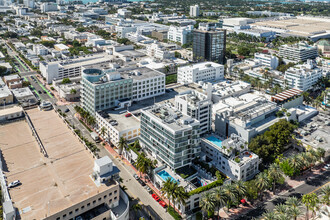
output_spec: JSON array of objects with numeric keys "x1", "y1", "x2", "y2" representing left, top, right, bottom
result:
[{"x1": 297, "y1": 111, "x2": 330, "y2": 151}]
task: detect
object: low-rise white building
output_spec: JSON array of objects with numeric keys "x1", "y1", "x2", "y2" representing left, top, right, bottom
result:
[
  {"x1": 284, "y1": 60, "x2": 323, "y2": 91},
  {"x1": 146, "y1": 43, "x2": 174, "y2": 60},
  {"x1": 201, "y1": 134, "x2": 260, "y2": 181},
  {"x1": 0, "y1": 106, "x2": 23, "y2": 122},
  {"x1": 177, "y1": 62, "x2": 224, "y2": 84},
  {"x1": 279, "y1": 42, "x2": 318, "y2": 62},
  {"x1": 33, "y1": 44, "x2": 48, "y2": 56},
  {"x1": 167, "y1": 25, "x2": 194, "y2": 45},
  {"x1": 40, "y1": 53, "x2": 111, "y2": 84},
  {"x1": 254, "y1": 52, "x2": 279, "y2": 70},
  {"x1": 96, "y1": 111, "x2": 140, "y2": 146}
]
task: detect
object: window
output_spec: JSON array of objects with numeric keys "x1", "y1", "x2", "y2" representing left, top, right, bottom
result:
[
  {"x1": 87, "y1": 203, "x2": 90, "y2": 207},
  {"x1": 81, "y1": 206, "x2": 84, "y2": 209},
  {"x1": 69, "y1": 211, "x2": 72, "y2": 215},
  {"x1": 109, "y1": 199, "x2": 112, "y2": 203},
  {"x1": 114, "y1": 197, "x2": 117, "y2": 200},
  {"x1": 75, "y1": 208, "x2": 79, "y2": 212},
  {"x1": 104, "y1": 195, "x2": 107, "y2": 199},
  {"x1": 114, "y1": 190, "x2": 118, "y2": 194},
  {"x1": 98, "y1": 198, "x2": 101, "y2": 201},
  {"x1": 56, "y1": 218, "x2": 60, "y2": 220},
  {"x1": 93, "y1": 200, "x2": 96, "y2": 204},
  {"x1": 63, "y1": 214, "x2": 66, "y2": 218}
]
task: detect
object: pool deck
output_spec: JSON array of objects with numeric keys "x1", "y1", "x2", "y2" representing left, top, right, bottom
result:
[{"x1": 203, "y1": 134, "x2": 224, "y2": 150}]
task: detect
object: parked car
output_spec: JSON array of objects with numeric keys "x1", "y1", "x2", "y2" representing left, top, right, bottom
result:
[
  {"x1": 133, "y1": 174, "x2": 139, "y2": 180},
  {"x1": 138, "y1": 179, "x2": 146, "y2": 186},
  {"x1": 324, "y1": 164, "x2": 330, "y2": 170},
  {"x1": 8, "y1": 180, "x2": 21, "y2": 188},
  {"x1": 38, "y1": 90, "x2": 42, "y2": 94},
  {"x1": 125, "y1": 113, "x2": 132, "y2": 117},
  {"x1": 144, "y1": 185, "x2": 152, "y2": 193},
  {"x1": 159, "y1": 201, "x2": 167, "y2": 208},
  {"x1": 152, "y1": 193, "x2": 160, "y2": 202},
  {"x1": 64, "y1": 108, "x2": 70, "y2": 113}
]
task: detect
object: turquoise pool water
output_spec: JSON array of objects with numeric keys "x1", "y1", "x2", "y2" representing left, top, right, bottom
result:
[
  {"x1": 206, "y1": 136, "x2": 222, "y2": 148},
  {"x1": 157, "y1": 170, "x2": 176, "y2": 182}
]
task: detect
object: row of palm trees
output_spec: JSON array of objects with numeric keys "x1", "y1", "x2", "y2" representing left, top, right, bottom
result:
[
  {"x1": 74, "y1": 105, "x2": 96, "y2": 127},
  {"x1": 198, "y1": 147, "x2": 326, "y2": 219},
  {"x1": 280, "y1": 147, "x2": 325, "y2": 177},
  {"x1": 161, "y1": 178, "x2": 189, "y2": 212},
  {"x1": 135, "y1": 152, "x2": 156, "y2": 178},
  {"x1": 263, "y1": 186, "x2": 330, "y2": 220},
  {"x1": 200, "y1": 181, "x2": 248, "y2": 219},
  {"x1": 231, "y1": 67, "x2": 286, "y2": 94}
]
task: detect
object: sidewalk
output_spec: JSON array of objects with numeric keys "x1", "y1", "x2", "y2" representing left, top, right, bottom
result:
[
  {"x1": 219, "y1": 165, "x2": 326, "y2": 219},
  {"x1": 103, "y1": 143, "x2": 181, "y2": 213}
]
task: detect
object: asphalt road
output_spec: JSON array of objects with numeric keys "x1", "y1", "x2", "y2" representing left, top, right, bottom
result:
[
  {"x1": 57, "y1": 104, "x2": 172, "y2": 220},
  {"x1": 237, "y1": 170, "x2": 330, "y2": 220}
]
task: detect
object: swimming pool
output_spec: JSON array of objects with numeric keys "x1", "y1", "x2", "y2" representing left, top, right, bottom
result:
[
  {"x1": 157, "y1": 170, "x2": 177, "y2": 182},
  {"x1": 206, "y1": 136, "x2": 222, "y2": 148}
]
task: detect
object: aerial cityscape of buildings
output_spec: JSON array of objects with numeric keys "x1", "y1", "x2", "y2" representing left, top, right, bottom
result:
[{"x1": 0, "y1": 0, "x2": 329, "y2": 220}]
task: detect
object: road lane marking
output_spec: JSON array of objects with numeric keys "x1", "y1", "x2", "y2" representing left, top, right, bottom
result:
[
  {"x1": 308, "y1": 181, "x2": 330, "y2": 195},
  {"x1": 14, "y1": 55, "x2": 29, "y2": 71}
]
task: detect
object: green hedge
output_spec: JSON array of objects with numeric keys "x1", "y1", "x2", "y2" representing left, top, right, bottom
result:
[
  {"x1": 188, "y1": 179, "x2": 224, "y2": 196},
  {"x1": 167, "y1": 207, "x2": 182, "y2": 220}
]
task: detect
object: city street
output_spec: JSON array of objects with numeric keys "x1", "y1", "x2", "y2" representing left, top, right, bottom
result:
[
  {"x1": 237, "y1": 170, "x2": 330, "y2": 219},
  {"x1": 56, "y1": 104, "x2": 173, "y2": 220}
]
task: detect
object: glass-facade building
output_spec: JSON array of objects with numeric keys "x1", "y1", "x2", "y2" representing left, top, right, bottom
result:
[
  {"x1": 81, "y1": 68, "x2": 133, "y2": 114},
  {"x1": 140, "y1": 106, "x2": 201, "y2": 170},
  {"x1": 193, "y1": 29, "x2": 226, "y2": 64}
]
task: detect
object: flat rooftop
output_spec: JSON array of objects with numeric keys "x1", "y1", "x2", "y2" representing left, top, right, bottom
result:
[
  {"x1": 0, "y1": 105, "x2": 22, "y2": 116},
  {"x1": 0, "y1": 109, "x2": 112, "y2": 219},
  {"x1": 179, "y1": 61, "x2": 223, "y2": 71},
  {"x1": 100, "y1": 109, "x2": 140, "y2": 132},
  {"x1": 253, "y1": 17, "x2": 330, "y2": 38},
  {"x1": 117, "y1": 66, "x2": 165, "y2": 81},
  {"x1": 144, "y1": 104, "x2": 199, "y2": 132}
]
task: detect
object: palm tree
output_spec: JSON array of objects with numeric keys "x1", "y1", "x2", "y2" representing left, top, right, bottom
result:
[
  {"x1": 320, "y1": 185, "x2": 330, "y2": 206},
  {"x1": 87, "y1": 116, "x2": 96, "y2": 127},
  {"x1": 200, "y1": 191, "x2": 216, "y2": 219},
  {"x1": 289, "y1": 155, "x2": 303, "y2": 175},
  {"x1": 135, "y1": 153, "x2": 151, "y2": 178},
  {"x1": 232, "y1": 180, "x2": 247, "y2": 204},
  {"x1": 262, "y1": 211, "x2": 277, "y2": 220},
  {"x1": 316, "y1": 147, "x2": 325, "y2": 161},
  {"x1": 222, "y1": 184, "x2": 237, "y2": 211},
  {"x1": 212, "y1": 187, "x2": 227, "y2": 219},
  {"x1": 132, "y1": 203, "x2": 142, "y2": 219},
  {"x1": 117, "y1": 137, "x2": 127, "y2": 155},
  {"x1": 298, "y1": 152, "x2": 311, "y2": 169},
  {"x1": 302, "y1": 193, "x2": 319, "y2": 220},
  {"x1": 285, "y1": 196, "x2": 301, "y2": 208},
  {"x1": 268, "y1": 163, "x2": 284, "y2": 194},
  {"x1": 288, "y1": 206, "x2": 303, "y2": 220},
  {"x1": 274, "y1": 204, "x2": 288, "y2": 215},
  {"x1": 161, "y1": 179, "x2": 178, "y2": 209},
  {"x1": 100, "y1": 126, "x2": 106, "y2": 138},
  {"x1": 255, "y1": 172, "x2": 269, "y2": 200},
  {"x1": 174, "y1": 186, "x2": 189, "y2": 212}
]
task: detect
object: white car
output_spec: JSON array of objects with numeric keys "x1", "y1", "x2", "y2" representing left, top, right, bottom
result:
[
  {"x1": 8, "y1": 180, "x2": 21, "y2": 188},
  {"x1": 324, "y1": 164, "x2": 330, "y2": 170}
]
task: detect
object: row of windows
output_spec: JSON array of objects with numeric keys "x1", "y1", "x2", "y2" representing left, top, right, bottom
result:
[{"x1": 55, "y1": 190, "x2": 118, "y2": 220}]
